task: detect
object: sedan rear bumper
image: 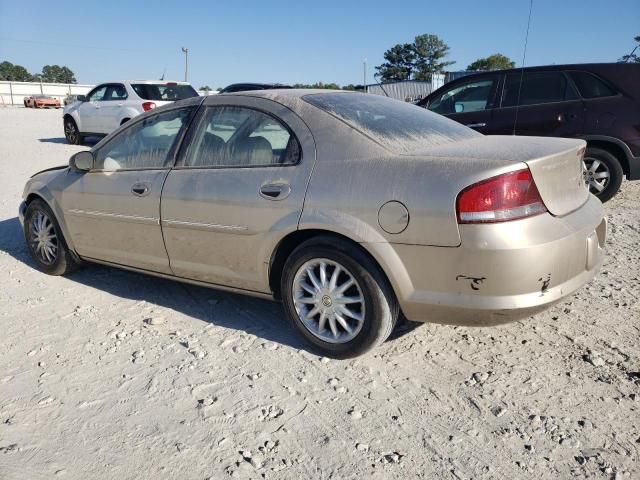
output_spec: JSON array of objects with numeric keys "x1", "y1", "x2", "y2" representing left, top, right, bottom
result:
[{"x1": 378, "y1": 195, "x2": 606, "y2": 326}]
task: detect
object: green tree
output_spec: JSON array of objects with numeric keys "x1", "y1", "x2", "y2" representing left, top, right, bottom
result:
[
  {"x1": 342, "y1": 84, "x2": 365, "y2": 91},
  {"x1": 376, "y1": 34, "x2": 454, "y2": 82},
  {"x1": 467, "y1": 53, "x2": 516, "y2": 71},
  {"x1": 619, "y1": 35, "x2": 640, "y2": 63},
  {"x1": 200, "y1": 85, "x2": 212, "y2": 91},
  {"x1": 39, "y1": 65, "x2": 77, "y2": 83},
  {"x1": 292, "y1": 82, "x2": 341, "y2": 89},
  {"x1": 0, "y1": 61, "x2": 33, "y2": 81}
]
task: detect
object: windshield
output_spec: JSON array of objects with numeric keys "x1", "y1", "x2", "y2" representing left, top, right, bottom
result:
[
  {"x1": 303, "y1": 92, "x2": 480, "y2": 154},
  {"x1": 131, "y1": 83, "x2": 198, "y2": 101}
]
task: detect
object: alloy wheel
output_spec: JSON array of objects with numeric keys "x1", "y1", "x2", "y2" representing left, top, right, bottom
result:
[
  {"x1": 292, "y1": 258, "x2": 366, "y2": 344},
  {"x1": 29, "y1": 211, "x2": 58, "y2": 265},
  {"x1": 64, "y1": 120, "x2": 78, "y2": 144},
  {"x1": 583, "y1": 157, "x2": 610, "y2": 195}
]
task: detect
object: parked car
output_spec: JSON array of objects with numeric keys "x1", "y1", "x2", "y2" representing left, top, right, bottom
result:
[
  {"x1": 418, "y1": 63, "x2": 640, "y2": 202},
  {"x1": 63, "y1": 94, "x2": 83, "y2": 106},
  {"x1": 62, "y1": 80, "x2": 199, "y2": 144},
  {"x1": 24, "y1": 95, "x2": 61, "y2": 109},
  {"x1": 219, "y1": 83, "x2": 292, "y2": 93},
  {"x1": 20, "y1": 91, "x2": 605, "y2": 358}
]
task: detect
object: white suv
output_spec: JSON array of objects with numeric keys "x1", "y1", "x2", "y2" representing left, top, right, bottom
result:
[{"x1": 62, "y1": 80, "x2": 199, "y2": 144}]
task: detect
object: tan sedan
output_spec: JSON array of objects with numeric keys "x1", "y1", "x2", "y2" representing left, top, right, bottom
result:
[{"x1": 19, "y1": 90, "x2": 606, "y2": 357}]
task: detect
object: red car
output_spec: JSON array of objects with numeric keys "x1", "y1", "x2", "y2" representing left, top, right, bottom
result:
[{"x1": 24, "y1": 95, "x2": 61, "y2": 109}]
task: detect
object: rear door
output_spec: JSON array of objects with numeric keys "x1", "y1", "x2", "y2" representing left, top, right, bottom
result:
[
  {"x1": 160, "y1": 96, "x2": 316, "y2": 293},
  {"x1": 424, "y1": 74, "x2": 501, "y2": 134},
  {"x1": 100, "y1": 83, "x2": 129, "y2": 133},
  {"x1": 497, "y1": 71, "x2": 585, "y2": 137},
  {"x1": 61, "y1": 106, "x2": 194, "y2": 272}
]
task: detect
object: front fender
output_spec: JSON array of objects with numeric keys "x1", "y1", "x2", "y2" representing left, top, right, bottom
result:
[{"x1": 23, "y1": 171, "x2": 79, "y2": 255}]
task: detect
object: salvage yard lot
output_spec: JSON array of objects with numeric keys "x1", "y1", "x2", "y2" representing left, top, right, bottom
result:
[{"x1": 0, "y1": 107, "x2": 638, "y2": 479}]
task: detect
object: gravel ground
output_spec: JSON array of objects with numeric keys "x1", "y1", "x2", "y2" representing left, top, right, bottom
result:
[{"x1": 0, "y1": 107, "x2": 638, "y2": 480}]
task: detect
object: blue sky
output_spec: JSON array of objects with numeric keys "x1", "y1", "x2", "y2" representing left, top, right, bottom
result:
[{"x1": 0, "y1": 0, "x2": 638, "y2": 88}]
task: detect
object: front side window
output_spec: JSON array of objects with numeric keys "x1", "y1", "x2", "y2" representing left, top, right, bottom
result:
[
  {"x1": 87, "y1": 86, "x2": 107, "y2": 102},
  {"x1": 183, "y1": 106, "x2": 300, "y2": 168},
  {"x1": 428, "y1": 79, "x2": 497, "y2": 114},
  {"x1": 502, "y1": 71, "x2": 578, "y2": 107},
  {"x1": 567, "y1": 71, "x2": 617, "y2": 99},
  {"x1": 94, "y1": 108, "x2": 192, "y2": 171}
]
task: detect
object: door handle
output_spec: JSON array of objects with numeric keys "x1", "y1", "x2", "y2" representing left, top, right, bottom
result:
[
  {"x1": 465, "y1": 122, "x2": 487, "y2": 128},
  {"x1": 131, "y1": 183, "x2": 150, "y2": 196},
  {"x1": 259, "y1": 183, "x2": 291, "y2": 200}
]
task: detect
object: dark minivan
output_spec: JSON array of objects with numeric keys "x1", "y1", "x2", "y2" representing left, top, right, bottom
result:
[{"x1": 418, "y1": 63, "x2": 640, "y2": 201}]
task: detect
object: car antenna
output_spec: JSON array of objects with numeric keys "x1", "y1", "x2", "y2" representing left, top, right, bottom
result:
[
  {"x1": 512, "y1": 0, "x2": 534, "y2": 135},
  {"x1": 373, "y1": 72, "x2": 390, "y2": 97},
  {"x1": 160, "y1": 67, "x2": 166, "y2": 81}
]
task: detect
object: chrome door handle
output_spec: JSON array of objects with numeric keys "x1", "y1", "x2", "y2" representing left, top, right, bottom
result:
[
  {"x1": 131, "y1": 183, "x2": 150, "y2": 196},
  {"x1": 465, "y1": 122, "x2": 487, "y2": 128},
  {"x1": 259, "y1": 183, "x2": 291, "y2": 200}
]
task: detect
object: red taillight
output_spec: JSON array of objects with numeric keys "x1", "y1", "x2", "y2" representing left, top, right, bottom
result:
[
  {"x1": 456, "y1": 169, "x2": 547, "y2": 224},
  {"x1": 142, "y1": 101, "x2": 156, "y2": 112}
]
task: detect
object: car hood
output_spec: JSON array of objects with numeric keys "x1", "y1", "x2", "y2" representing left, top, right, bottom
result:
[{"x1": 30, "y1": 165, "x2": 68, "y2": 179}]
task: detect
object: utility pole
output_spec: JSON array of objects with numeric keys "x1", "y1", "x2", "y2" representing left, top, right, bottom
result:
[
  {"x1": 181, "y1": 47, "x2": 189, "y2": 82},
  {"x1": 363, "y1": 58, "x2": 367, "y2": 93}
]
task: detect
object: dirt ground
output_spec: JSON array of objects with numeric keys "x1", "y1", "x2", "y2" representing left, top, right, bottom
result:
[{"x1": 0, "y1": 107, "x2": 638, "y2": 480}]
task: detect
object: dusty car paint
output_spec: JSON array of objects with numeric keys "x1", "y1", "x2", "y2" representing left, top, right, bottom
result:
[{"x1": 21, "y1": 90, "x2": 605, "y2": 329}]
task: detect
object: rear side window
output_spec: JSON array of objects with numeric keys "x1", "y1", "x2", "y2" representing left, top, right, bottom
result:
[
  {"x1": 132, "y1": 83, "x2": 199, "y2": 101},
  {"x1": 304, "y1": 93, "x2": 480, "y2": 154},
  {"x1": 183, "y1": 106, "x2": 300, "y2": 168},
  {"x1": 567, "y1": 71, "x2": 617, "y2": 99},
  {"x1": 502, "y1": 72, "x2": 577, "y2": 107}
]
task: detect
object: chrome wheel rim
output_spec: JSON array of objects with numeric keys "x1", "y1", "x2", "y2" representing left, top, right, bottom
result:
[
  {"x1": 29, "y1": 211, "x2": 58, "y2": 265},
  {"x1": 64, "y1": 121, "x2": 78, "y2": 143},
  {"x1": 292, "y1": 258, "x2": 365, "y2": 344},
  {"x1": 583, "y1": 157, "x2": 610, "y2": 195}
]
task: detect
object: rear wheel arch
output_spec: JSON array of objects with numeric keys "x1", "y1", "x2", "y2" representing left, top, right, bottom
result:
[
  {"x1": 120, "y1": 117, "x2": 131, "y2": 125},
  {"x1": 585, "y1": 139, "x2": 630, "y2": 178},
  {"x1": 269, "y1": 229, "x2": 394, "y2": 301}
]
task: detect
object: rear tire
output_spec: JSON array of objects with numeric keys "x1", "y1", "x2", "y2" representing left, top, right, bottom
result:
[
  {"x1": 64, "y1": 117, "x2": 83, "y2": 145},
  {"x1": 281, "y1": 236, "x2": 398, "y2": 358},
  {"x1": 583, "y1": 147, "x2": 623, "y2": 203},
  {"x1": 24, "y1": 199, "x2": 80, "y2": 276}
]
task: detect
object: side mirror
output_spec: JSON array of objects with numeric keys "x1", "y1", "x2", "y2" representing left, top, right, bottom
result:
[
  {"x1": 70, "y1": 151, "x2": 94, "y2": 172},
  {"x1": 454, "y1": 102, "x2": 465, "y2": 113},
  {"x1": 77, "y1": 95, "x2": 86, "y2": 102}
]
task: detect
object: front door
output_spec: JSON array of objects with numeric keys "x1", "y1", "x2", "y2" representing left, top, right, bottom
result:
[
  {"x1": 424, "y1": 74, "x2": 501, "y2": 134},
  {"x1": 61, "y1": 106, "x2": 194, "y2": 272},
  {"x1": 161, "y1": 96, "x2": 316, "y2": 293},
  {"x1": 99, "y1": 83, "x2": 129, "y2": 133},
  {"x1": 76, "y1": 85, "x2": 107, "y2": 133}
]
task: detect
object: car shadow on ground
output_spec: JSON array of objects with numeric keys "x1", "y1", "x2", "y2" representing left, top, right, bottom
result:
[
  {"x1": 0, "y1": 216, "x2": 420, "y2": 354},
  {"x1": 38, "y1": 137, "x2": 99, "y2": 146}
]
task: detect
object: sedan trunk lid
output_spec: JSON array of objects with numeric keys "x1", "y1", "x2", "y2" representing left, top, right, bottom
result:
[{"x1": 411, "y1": 135, "x2": 589, "y2": 217}]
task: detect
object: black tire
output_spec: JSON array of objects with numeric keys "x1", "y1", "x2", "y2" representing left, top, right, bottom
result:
[
  {"x1": 583, "y1": 147, "x2": 623, "y2": 203},
  {"x1": 281, "y1": 236, "x2": 399, "y2": 358},
  {"x1": 64, "y1": 117, "x2": 83, "y2": 145},
  {"x1": 24, "y1": 199, "x2": 80, "y2": 276}
]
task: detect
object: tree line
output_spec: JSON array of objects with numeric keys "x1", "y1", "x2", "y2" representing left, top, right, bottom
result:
[{"x1": 0, "y1": 61, "x2": 77, "y2": 83}]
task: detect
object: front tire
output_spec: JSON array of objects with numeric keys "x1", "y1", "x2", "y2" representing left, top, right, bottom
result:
[
  {"x1": 583, "y1": 147, "x2": 623, "y2": 202},
  {"x1": 24, "y1": 199, "x2": 80, "y2": 275},
  {"x1": 281, "y1": 237, "x2": 398, "y2": 358},
  {"x1": 64, "y1": 117, "x2": 83, "y2": 145}
]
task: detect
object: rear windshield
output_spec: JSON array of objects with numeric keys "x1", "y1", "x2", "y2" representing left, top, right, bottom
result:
[
  {"x1": 132, "y1": 83, "x2": 198, "y2": 101},
  {"x1": 303, "y1": 92, "x2": 480, "y2": 154}
]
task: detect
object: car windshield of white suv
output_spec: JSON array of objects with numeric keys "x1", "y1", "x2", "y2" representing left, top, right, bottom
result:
[
  {"x1": 132, "y1": 83, "x2": 198, "y2": 101},
  {"x1": 304, "y1": 92, "x2": 480, "y2": 154}
]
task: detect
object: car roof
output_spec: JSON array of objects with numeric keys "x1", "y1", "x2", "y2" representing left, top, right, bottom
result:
[
  {"x1": 439, "y1": 62, "x2": 636, "y2": 81},
  {"x1": 93, "y1": 80, "x2": 193, "y2": 86}
]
